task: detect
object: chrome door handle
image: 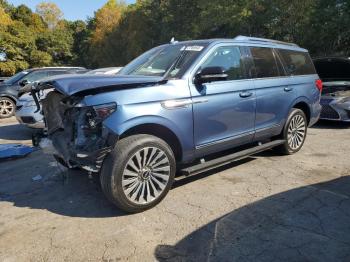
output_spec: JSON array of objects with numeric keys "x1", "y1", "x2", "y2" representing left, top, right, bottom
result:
[
  {"x1": 284, "y1": 87, "x2": 293, "y2": 92},
  {"x1": 239, "y1": 92, "x2": 253, "y2": 98}
]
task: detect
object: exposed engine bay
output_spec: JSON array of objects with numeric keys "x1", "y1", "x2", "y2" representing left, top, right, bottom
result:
[
  {"x1": 322, "y1": 82, "x2": 350, "y2": 97},
  {"x1": 36, "y1": 89, "x2": 117, "y2": 172}
]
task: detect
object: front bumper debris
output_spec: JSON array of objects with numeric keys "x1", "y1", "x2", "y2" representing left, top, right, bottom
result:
[{"x1": 34, "y1": 90, "x2": 118, "y2": 173}]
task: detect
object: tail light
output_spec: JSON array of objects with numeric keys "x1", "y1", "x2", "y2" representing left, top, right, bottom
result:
[{"x1": 315, "y1": 79, "x2": 323, "y2": 93}]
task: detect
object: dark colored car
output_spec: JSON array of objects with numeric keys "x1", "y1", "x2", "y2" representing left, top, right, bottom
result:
[
  {"x1": 33, "y1": 36, "x2": 322, "y2": 213},
  {"x1": 0, "y1": 67, "x2": 85, "y2": 118},
  {"x1": 314, "y1": 57, "x2": 350, "y2": 121}
]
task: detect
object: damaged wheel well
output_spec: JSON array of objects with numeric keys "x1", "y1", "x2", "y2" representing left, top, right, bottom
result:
[{"x1": 119, "y1": 124, "x2": 183, "y2": 161}]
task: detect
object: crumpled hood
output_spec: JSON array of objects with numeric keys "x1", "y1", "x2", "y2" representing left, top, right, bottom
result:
[{"x1": 38, "y1": 74, "x2": 165, "y2": 96}]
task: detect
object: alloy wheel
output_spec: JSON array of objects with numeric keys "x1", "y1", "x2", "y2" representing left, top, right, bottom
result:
[
  {"x1": 287, "y1": 114, "x2": 306, "y2": 150},
  {"x1": 0, "y1": 98, "x2": 14, "y2": 118},
  {"x1": 122, "y1": 146, "x2": 171, "y2": 205}
]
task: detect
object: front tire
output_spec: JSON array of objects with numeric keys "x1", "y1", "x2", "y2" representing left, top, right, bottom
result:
[
  {"x1": 276, "y1": 108, "x2": 307, "y2": 155},
  {"x1": 100, "y1": 134, "x2": 176, "y2": 213},
  {"x1": 0, "y1": 97, "x2": 15, "y2": 119}
]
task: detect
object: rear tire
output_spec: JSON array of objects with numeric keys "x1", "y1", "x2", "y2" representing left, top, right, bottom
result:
[
  {"x1": 100, "y1": 134, "x2": 176, "y2": 213},
  {"x1": 276, "y1": 108, "x2": 307, "y2": 155}
]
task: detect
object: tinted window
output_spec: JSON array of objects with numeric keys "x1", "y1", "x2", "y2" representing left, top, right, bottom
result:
[
  {"x1": 22, "y1": 71, "x2": 48, "y2": 82},
  {"x1": 250, "y1": 47, "x2": 281, "y2": 78},
  {"x1": 278, "y1": 49, "x2": 316, "y2": 75},
  {"x1": 3, "y1": 71, "x2": 28, "y2": 84},
  {"x1": 201, "y1": 46, "x2": 247, "y2": 80}
]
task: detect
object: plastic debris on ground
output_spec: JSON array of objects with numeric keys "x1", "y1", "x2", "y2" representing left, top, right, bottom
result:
[
  {"x1": 32, "y1": 175, "x2": 43, "y2": 181},
  {"x1": 0, "y1": 144, "x2": 36, "y2": 160}
]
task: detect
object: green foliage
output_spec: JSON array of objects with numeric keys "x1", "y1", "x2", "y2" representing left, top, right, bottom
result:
[
  {"x1": 84, "y1": 0, "x2": 350, "y2": 67},
  {"x1": 0, "y1": 0, "x2": 76, "y2": 76},
  {"x1": 1, "y1": 0, "x2": 350, "y2": 75}
]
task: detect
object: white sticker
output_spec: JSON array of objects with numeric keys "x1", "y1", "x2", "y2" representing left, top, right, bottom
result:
[{"x1": 185, "y1": 46, "x2": 204, "y2": 51}]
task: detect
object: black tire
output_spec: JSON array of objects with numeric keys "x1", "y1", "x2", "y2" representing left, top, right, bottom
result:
[
  {"x1": 276, "y1": 108, "x2": 308, "y2": 155},
  {"x1": 0, "y1": 97, "x2": 15, "y2": 119},
  {"x1": 100, "y1": 134, "x2": 176, "y2": 213}
]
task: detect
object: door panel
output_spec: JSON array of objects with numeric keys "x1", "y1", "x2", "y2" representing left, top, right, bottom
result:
[
  {"x1": 189, "y1": 45, "x2": 256, "y2": 157},
  {"x1": 254, "y1": 78, "x2": 295, "y2": 137},
  {"x1": 249, "y1": 47, "x2": 296, "y2": 139}
]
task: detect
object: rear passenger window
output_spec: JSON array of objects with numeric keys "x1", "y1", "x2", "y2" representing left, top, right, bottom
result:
[
  {"x1": 278, "y1": 49, "x2": 316, "y2": 75},
  {"x1": 201, "y1": 46, "x2": 247, "y2": 80},
  {"x1": 250, "y1": 47, "x2": 282, "y2": 78}
]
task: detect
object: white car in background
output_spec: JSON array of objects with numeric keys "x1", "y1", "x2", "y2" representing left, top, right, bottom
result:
[
  {"x1": 86, "y1": 67, "x2": 123, "y2": 75},
  {"x1": 15, "y1": 67, "x2": 123, "y2": 129},
  {"x1": 15, "y1": 92, "x2": 45, "y2": 129}
]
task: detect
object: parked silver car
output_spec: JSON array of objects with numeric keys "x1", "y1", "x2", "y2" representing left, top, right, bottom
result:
[
  {"x1": 15, "y1": 93, "x2": 45, "y2": 129},
  {"x1": 15, "y1": 68, "x2": 85, "y2": 128},
  {"x1": 314, "y1": 57, "x2": 350, "y2": 121}
]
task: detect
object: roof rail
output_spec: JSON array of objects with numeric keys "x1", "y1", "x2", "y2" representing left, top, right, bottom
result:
[{"x1": 234, "y1": 35, "x2": 299, "y2": 47}]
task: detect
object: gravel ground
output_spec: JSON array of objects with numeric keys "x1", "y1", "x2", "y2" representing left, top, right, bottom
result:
[{"x1": 0, "y1": 117, "x2": 349, "y2": 262}]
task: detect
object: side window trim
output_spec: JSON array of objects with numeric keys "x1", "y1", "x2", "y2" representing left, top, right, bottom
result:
[
  {"x1": 240, "y1": 46, "x2": 255, "y2": 79},
  {"x1": 193, "y1": 44, "x2": 249, "y2": 82},
  {"x1": 272, "y1": 49, "x2": 287, "y2": 76}
]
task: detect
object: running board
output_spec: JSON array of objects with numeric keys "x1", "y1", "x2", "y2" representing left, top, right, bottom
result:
[{"x1": 181, "y1": 140, "x2": 285, "y2": 176}]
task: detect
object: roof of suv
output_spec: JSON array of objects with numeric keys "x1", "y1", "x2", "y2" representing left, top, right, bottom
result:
[{"x1": 172, "y1": 36, "x2": 307, "y2": 52}]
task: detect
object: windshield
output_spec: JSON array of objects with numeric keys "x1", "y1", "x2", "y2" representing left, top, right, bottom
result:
[
  {"x1": 119, "y1": 43, "x2": 207, "y2": 78},
  {"x1": 4, "y1": 71, "x2": 29, "y2": 85}
]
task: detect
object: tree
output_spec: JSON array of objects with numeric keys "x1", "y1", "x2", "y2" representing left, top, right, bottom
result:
[
  {"x1": 36, "y1": 2, "x2": 63, "y2": 29},
  {"x1": 91, "y1": 0, "x2": 126, "y2": 44},
  {"x1": 88, "y1": 0, "x2": 126, "y2": 66},
  {"x1": 0, "y1": 6, "x2": 12, "y2": 26}
]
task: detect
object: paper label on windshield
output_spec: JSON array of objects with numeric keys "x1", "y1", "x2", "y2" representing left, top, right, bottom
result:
[{"x1": 185, "y1": 46, "x2": 204, "y2": 51}]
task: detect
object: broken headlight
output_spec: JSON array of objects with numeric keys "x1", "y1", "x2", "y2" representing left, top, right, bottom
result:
[
  {"x1": 74, "y1": 103, "x2": 116, "y2": 150},
  {"x1": 85, "y1": 103, "x2": 117, "y2": 129}
]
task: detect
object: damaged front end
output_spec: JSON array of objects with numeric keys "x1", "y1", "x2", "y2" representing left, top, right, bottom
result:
[{"x1": 33, "y1": 87, "x2": 118, "y2": 172}]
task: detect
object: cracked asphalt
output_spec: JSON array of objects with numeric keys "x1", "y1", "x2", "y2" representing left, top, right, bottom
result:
[{"x1": 0, "y1": 117, "x2": 350, "y2": 262}]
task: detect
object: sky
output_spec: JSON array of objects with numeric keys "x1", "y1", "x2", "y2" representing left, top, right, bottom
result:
[{"x1": 7, "y1": 0, "x2": 135, "y2": 21}]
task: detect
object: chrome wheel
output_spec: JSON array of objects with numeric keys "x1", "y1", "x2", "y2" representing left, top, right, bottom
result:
[
  {"x1": 122, "y1": 147, "x2": 171, "y2": 205},
  {"x1": 287, "y1": 114, "x2": 306, "y2": 150},
  {"x1": 0, "y1": 98, "x2": 14, "y2": 118}
]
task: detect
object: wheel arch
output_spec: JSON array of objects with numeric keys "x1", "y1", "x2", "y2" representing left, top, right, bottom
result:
[
  {"x1": 119, "y1": 123, "x2": 183, "y2": 162},
  {"x1": 0, "y1": 94, "x2": 17, "y2": 103},
  {"x1": 292, "y1": 100, "x2": 311, "y2": 125}
]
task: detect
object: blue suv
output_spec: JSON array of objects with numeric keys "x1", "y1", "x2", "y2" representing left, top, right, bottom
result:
[{"x1": 33, "y1": 36, "x2": 322, "y2": 212}]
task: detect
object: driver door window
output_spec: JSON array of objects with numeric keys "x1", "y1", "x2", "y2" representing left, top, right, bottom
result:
[{"x1": 201, "y1": 46, "x2": 247, "y2": 81}]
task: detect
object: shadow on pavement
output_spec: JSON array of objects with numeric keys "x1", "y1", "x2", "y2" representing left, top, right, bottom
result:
[
  {"x1": 0, "y1": 155, "x2": 256, "y2": 218},
  {"x1": 0, "y1": 157, "x2": 127, "y2": 218},
  {"x1": 155, "y1": 176, "x2": 350, "y2": 262},
  {"x1": 0, "y1": 123, "x2": 34, "y2": 141}
]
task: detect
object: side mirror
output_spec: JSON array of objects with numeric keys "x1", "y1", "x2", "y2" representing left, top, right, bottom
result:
[
  {"x1": 19, "y1": 79, "x2": 29, "y2": 87},
  {"x1": 195, "y1": 67, "x2": 228, "y2": 84}
]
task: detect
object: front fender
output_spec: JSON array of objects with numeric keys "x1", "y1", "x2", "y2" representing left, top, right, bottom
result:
[{"x1": 103, "y1": 104, "x2": 195, "y2": 162}]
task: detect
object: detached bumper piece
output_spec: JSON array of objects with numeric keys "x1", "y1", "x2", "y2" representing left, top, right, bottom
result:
[{"x1": 50, "y1": 130, "x2": 118, "y2": 173}]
